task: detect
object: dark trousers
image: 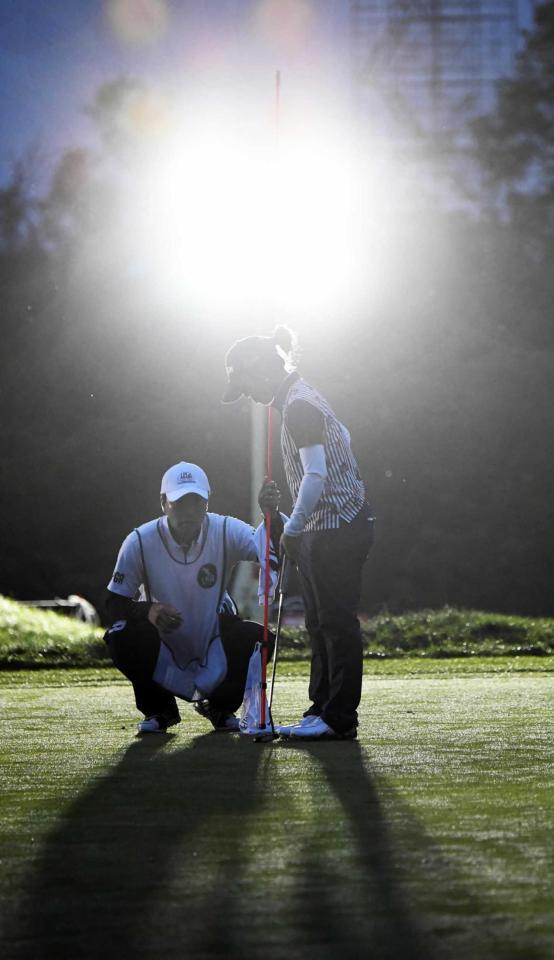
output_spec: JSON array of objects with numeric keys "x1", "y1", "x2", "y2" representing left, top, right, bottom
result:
[
  {"x1": 297, "y1": 504, "x2": 374, "y2": 734},
  {"x1": 106, "y1": 616, "x2": 273, "y2": 720}
]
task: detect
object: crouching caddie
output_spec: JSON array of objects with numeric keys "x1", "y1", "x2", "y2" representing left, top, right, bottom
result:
[{"x1": 105, "y1": 461, "x2": 280, "y2": 735}]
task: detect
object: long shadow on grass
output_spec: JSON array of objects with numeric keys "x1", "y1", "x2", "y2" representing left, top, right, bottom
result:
[
  {"x1": 282, "y1": 742, "x2": 541, "y2": 960},
  {"x1": 280, "y1": 740, "x2": 434, "y2": 960},
  {"x1": 8, "y1": 732, "x2": 271, "y2": 960}
]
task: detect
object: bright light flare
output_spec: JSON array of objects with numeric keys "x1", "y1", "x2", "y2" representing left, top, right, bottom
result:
[
  {"x1": 105, "y1": 0, "x2": 169, "y2": 46},
  {"x1": 253, "y1": 0, "x2": 316, "y2": 54},
  {"x1": 126, "y1": 105, "x2": 368, "y2": 322}
]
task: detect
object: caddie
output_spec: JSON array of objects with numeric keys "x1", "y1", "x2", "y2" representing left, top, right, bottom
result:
[{"x1": 105, "y1": 461, "x2": 280, "y2": 734}]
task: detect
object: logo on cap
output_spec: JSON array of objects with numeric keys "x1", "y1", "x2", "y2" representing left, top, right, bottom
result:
[{"x1": 178, "y1": 472, "x2": 194, "y2": 484}]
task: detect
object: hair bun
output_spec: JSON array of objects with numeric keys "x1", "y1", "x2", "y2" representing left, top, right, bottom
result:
[{"x1": 273, "y1": 324, "x2": 294, "y2": 354}]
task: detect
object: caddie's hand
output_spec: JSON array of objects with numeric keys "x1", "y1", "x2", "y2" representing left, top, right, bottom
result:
[
  {"x1": 148, "y1": 603, "x2": 183, "y2": 633},
  {"x1": 258, "y1": 477, "x2": 281, "y2": 517},
  {"x1": 280, "y1": 532, "x2": 301, "y2": 563}
]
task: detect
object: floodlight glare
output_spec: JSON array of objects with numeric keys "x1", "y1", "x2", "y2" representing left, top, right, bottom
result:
[{"x1": 125, "y1": 103, "x2": 367, "y2": 322}]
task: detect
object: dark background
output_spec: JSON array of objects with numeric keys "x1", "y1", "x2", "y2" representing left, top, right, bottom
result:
[{"x1": 1, "y1": 2, "x2": 552, "y2": 619}]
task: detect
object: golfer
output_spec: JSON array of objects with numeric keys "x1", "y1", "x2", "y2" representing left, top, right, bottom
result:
[
  {"x1": 105, "y1": 461, "x2": 279, "y2": 734},
  {"x1": 223, "y1": 327, "x2": 374, "y2": 740}
]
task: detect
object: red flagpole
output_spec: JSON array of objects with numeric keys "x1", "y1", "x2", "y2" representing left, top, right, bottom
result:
[{"x1": 259, "y1": 70, "x2": 280, "y2": 731}]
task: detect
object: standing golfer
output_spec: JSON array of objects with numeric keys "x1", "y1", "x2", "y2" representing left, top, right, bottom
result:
[
  {"x1": 223, "y1": 327, "x2": 374, "y2": 740},
  {"x1": 105, "y1": 461, "x2": 278, "y2": 734}
]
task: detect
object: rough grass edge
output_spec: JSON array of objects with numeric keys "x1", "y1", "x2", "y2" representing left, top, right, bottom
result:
[{"x1": 1, "y1": 595, "x2": 553, "y2": 670}]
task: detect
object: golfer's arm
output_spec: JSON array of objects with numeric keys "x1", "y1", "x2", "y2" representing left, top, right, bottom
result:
[
  {"x1": 284, "y1": 445, "x2": 327, "y2": 536},
  {"x1": 105, "y1": 590, "x2": 152, "y2": 625}
]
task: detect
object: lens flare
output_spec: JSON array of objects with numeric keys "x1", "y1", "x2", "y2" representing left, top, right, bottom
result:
[
  {"x1": 124, "y1": 88, "x2": 171, "y2": 140},
  {"x1": 105, "y1": 0, "x2": 169, "y2": 46},
  {"x1": 252, "y1": 0, "x2": 315, "y2": 53}
]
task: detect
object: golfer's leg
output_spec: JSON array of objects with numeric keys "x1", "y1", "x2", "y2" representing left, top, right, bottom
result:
[
  {"x1": 311, "y1": 515, "x2": 373, "y2": 734},
  {"x1": 106, "y1": 620, "x2": 179, "y2": 719},
  {"x1": 297, "y1": 533, "x2": 327, "y2": 716}
]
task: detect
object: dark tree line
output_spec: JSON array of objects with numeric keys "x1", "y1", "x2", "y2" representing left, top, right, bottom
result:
[{"x1": 1, "y1": 4, "x2": 553, "y2": 617}]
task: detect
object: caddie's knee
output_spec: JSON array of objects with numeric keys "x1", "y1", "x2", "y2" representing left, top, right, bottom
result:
[
  {"x1": 221, "y1": 617, "x2": 275, "y2": 659},
  {"x1": 104, "y1": 619, "x2": 160, "y2": 677}
]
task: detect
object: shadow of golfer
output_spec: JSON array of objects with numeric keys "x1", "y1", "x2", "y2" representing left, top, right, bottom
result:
[
  {"x1": 8, "y1": 732, "x2": 268, "y2": 960},
  {"x1": 6, "y1": 727, "x2": 536, "y2": 960},
  {"x1": 281, "y1": 739, "x2": 546, "y2": 960},
  {"x1": 280, "y1": 739, "x2": 434, "y2": 960}
]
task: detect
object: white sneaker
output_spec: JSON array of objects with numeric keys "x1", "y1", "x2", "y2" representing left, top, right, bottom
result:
[
  {"x1": 274, "y1": 715, "x2": 321, "y2": 738},
  {"x1": 289, "y1": 717, "x2": 357, "y2": 740},
  {"x1": 137, "y1": 714, "x2": 180, "y2": 735}
]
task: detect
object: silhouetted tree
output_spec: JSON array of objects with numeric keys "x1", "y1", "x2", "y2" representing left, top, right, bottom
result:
[
  {"x1": 466, "y1": 1, "x2": 554, "y2": 346},
  {"x1": 471, "y1": 2, "x2": 553, "y2": 224},
  {"x1": 0, "y1": 152, "x2": 41, "y2": 251}
]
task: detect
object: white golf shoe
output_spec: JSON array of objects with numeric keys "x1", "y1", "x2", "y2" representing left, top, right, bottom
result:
[
  {"x1": 274, "y1": 715, "x2": 321, "y2": 737},
  {"x1": 289, "y1": 717, "x2": 357, "y2": 740},
  {"x1": 137, "y1": 714, "x2": 181, "y2": 735}
]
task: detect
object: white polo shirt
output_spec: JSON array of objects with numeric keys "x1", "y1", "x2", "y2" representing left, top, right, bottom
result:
[{"x1": 107, "y1": 513, "x2": 258, "y2": 670}]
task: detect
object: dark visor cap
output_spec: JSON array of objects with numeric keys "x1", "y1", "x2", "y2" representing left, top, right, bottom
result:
[{"x1": 221, "y1": 335, "x2": 276, "y2": 404}]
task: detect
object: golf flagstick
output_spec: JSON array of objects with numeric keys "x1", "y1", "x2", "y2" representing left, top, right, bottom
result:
[{"x1": 257, "y1": 69, "x2": 281, "y2": 739}]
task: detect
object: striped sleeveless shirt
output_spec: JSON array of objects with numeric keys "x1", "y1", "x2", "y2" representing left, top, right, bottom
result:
[{"x1": 281, "y1": 377, "x2": 366, "y2": 531}]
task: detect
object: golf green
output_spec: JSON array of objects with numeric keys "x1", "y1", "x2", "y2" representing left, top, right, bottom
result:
[{"x1": 1, "y1": 667, "x2": 552, "y2": 959}]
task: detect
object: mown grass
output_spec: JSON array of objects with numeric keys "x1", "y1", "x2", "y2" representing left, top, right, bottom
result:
[
  {"x1": 1, "y1": 594, "x2": 553, "y2": 669},
  {"x1": 0, "y1": 655, "x2": 552, "y2": 691},
  {"x1": 1, "y1": 669, "x2": 552, "y2": 960}
]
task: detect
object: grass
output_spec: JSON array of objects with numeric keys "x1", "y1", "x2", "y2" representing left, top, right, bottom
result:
[
  {"x1": 0, "y1": 595, "x2": 107, "y2": 669},
  {"x1": 1, "y1": 594, "x2": 553, "y2": 669},
  {"x1": 0, "y1": 656, "x2": 552, "y2": 690},
  {"x1": 359, "y1": 608, "x2": 554, "y2": 658},
  {"x1": 0, "y1": 664, "x2": 553, "y2": 960}
]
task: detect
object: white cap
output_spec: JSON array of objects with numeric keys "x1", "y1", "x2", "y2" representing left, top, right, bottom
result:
[{"x1": 160, "y1": 462, "x2": 211, "y2": 502}]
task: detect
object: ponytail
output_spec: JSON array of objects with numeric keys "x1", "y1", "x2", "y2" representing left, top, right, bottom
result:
[{"x1": 273, "y1": 325, "x2": 299, "y2": 369}]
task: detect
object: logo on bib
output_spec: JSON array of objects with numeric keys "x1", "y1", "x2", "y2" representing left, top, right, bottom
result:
[{"x1": 197, "y1": 563, "x2": 217, "y2": 588}]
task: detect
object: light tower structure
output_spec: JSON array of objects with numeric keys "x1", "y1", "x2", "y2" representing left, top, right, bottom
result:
[{"x1": 350, "y1": 1, "x2": 522, "y2": 144}]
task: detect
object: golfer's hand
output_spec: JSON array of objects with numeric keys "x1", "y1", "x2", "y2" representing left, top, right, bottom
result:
[
  {"x1": 280, "y1": 532, "x2": 301, "y2": 563},
  {"x1": 148, "y1": 603, "x2": 183, "y2": 633},
  {"x1": 258, "y1": 478, "x2": 281, "y2": 517}
]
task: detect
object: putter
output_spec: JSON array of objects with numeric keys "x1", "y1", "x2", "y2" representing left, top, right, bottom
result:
[
  {"x1": 253, "y1": 556, "x2": 287, "y2": 742},
  {"x1": 252, "y1": 544, "x2": 282, "y2": 743},
  {"x1": 269, "y1": 555, "x2": 287, "y2": 714},
  {"x1": 254, "y1": 400, "x2": 275, "y2": 742}
]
